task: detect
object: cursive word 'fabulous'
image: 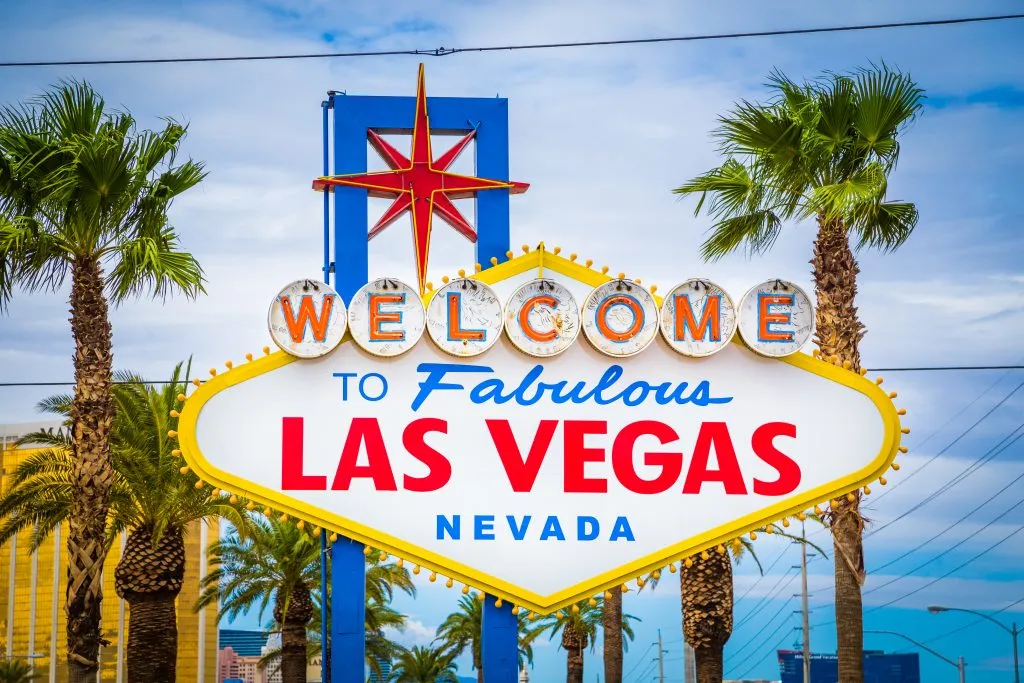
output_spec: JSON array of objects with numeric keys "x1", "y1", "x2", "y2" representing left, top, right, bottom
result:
[{"x1": 410, "y1": 363, "x2": 733, "y2": 412}]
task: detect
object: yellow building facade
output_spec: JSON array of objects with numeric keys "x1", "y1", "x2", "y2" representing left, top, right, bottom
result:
[{"x1": 0, "y1": 423, "x2": 218, "y2": 682}]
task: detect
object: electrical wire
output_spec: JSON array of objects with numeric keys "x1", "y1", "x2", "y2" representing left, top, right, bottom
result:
[
  {"x1": 814, "y1": 523, "x2": 1024, "y2": 628},
  {"x1": 727, "y1": 615, "x2": 796, "y2": 678},
  {"x1": 734, "y1": 628, "x2": 794, "y2": 682},
  {"x1": 867, "y1": 376, "x2": 1024, "y2": 507},
  {"x1": 735, "y1": 570, "x2": 798, "y2": 630},
  {"x1": 623, "y1": 642, "x2": 656, "y2": 681},
  {"x1": 4, "y1": 364, "x2": 1022, "y2": 388},
  {"x1": 1, "y1": 13, "x2": 1022, "y2": 68},
  {"x1": 730, "y1": 595, "x2": 797, "y2": 661},
  {"x1": 864, "y1": 495, "x2": 1024, "y2": 597},
  {"x1": 870, "y1": 450, "x2": 1024, "y2": 574},
  {"x1": 867, "y1": 420, "x2": 1024, "y2": 537}
]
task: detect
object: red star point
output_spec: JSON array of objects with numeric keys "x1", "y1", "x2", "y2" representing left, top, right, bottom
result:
[{"x1": 313, "y1": 64, "x2": 529, "y2": 293}]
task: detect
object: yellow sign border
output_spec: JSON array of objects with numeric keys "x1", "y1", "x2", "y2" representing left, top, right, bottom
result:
[{"x1": 177, "y1": 247, "x2": 902, "y2": 615}]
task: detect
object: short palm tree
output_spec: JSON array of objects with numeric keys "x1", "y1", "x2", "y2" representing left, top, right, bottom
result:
[
  {"x1": 0, "y1": 80, "x2": 205, "y2": 682},
  {"x1": 674, "y1": 63, "x2": 922, "y2": 682},
  {"x1": 0, "y1": 363, "x2": 246, "y2": 682},
  {"x1": 199, "y1": 517, "x2": 318, "y2": 683},
  {"x1": 390, "y1": 645, "x2": 460, "y2": 683},
  {"x1": 533, "y1": 597, "x2": 636, "y2": 683},
  {"x1": 434, "y1": 594, "x2": 538, "y2": 682},
  {"x1": 205, "y1": 536, "x2": 414, "y2": 682}
]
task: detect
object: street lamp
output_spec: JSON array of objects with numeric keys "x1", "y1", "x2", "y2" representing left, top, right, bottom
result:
[
  {"x1": 928, "y1": 605, "x2": 1020, "y2": 683},
  {"x1": 865, "y1": 629, "x2": 966, "y2": 683}
]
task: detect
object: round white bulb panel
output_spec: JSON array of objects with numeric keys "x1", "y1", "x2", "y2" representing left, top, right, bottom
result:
[
  {"x1": 268, "y1": 279, "x2": 348, "y2": 358},
  {"x1": 426, "y1": 279, "x2": 504, "y2": 357},
  {"x1": 348, "y1": 278, "x2": 426, "y2": 357},
  {"x1": 658, "y1": 279, "x2": 737, "y2": 357},
  {"x1": 503, "y1": 279, "x2": 581, "y2": 358},
  {"x1": 581, "y1": 280, "x2": 660, "y2": 357},
  {"x1": 737, "y1": 279, "x2": 814, "y2": 357}
]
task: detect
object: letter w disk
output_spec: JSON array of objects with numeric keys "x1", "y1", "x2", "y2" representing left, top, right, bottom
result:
[{"x1": 280, "y1": 295, "x2": 334, "y2": 343}]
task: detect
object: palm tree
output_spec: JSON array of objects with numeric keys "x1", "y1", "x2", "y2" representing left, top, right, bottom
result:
[
  {"x1": 204, "y1": 535, "x2": 414, "y2": 682},
  {"x1": 199, "y1": 517, "x2": 318, "y2": 683},
  {"x1": 673, "y1": 63, "x2": 922, "y2": 682},
  {"x1": 533, "y1": 597, "x2": 636, "y2": 683},
  {"x1": 390, "y1": 645, "x2": 460, "y2": 683},
  {"x1": 0, "y1": 363, "x2": 246, "y2": 682},
  {"x1": 434, "y1": 594, "x2": 538, "y2": 682},
  {"x1": 0, "y1": 80, "x2": 205, "y2": 682}
]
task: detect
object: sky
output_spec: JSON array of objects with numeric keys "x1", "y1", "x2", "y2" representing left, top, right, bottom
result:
[{"x1": 1, "y1": 0, "x2": 1023, "y2": 681}]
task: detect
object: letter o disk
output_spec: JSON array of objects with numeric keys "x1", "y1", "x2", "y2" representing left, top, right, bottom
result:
[
  {"x1": 503, "y1": 279, "x2": 581, "y2": 357},
  {"x1": 582, "y1": 280, "x2": 659, "y2": 357}
]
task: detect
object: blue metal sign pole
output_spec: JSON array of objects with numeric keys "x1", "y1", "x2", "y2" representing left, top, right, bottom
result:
[
  {"x1": 320, "y1": 94, "x2": 335, "y2": 683},
  {"x1": 323, "y1": 82, "x2": 517, "y2": 683},
  {"x1": 482, "y1": 598, "x2": 519, "y2": 682}
]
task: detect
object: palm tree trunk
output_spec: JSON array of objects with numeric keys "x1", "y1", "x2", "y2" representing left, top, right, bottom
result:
[
  {"x1": 603, "y1": 589, "x2": 624, "y2": 683},
  {"x1": 813, "y1": 216, "x2": 866, "y2": 683},
  {"x1": 567, "y1": 646, "x2": 584, "y2": 683},
  {"x1": 562, "y1": 624, "x2": 587, "y2": 683},
  {"x1": 475, "y1": 649, "x2": 483, "y2": 683},
  {"x1": 115, "y1": 526, "x2": 186, "y2": 683},
  {"x1": 276, "y1": 581, "x2": 314, "y2": 683},
  {"x1": 693, "y1": 644, "x2": 724, "y2": 683},
  {"x1": 124, "y1": 595, "x2": 177, "y2": 683},
  {"x1": 66, "y1": 257, "x2": 115, "y2": 683},
  {"x1": 280, "y1": 620, "x2": 308, "y2": 683},
  {"x1": 681, "y1": 552, "x2": 733, "y2": 683}
]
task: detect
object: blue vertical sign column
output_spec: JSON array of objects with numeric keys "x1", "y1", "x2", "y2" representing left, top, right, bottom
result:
[
  {"x1": 327, "y1": 89, "x2": 515, "y2": 683},
  {"x1": 482, "y1": 598, "x2": 519, "y2": 683}
]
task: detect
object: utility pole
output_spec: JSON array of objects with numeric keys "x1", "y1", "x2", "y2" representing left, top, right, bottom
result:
[
  {"x1": 801, "y1": 522, "x2": 811, "y2": 683},
  {"x1": 653, "y1": 629, "x2": 667, "y2": 683}
]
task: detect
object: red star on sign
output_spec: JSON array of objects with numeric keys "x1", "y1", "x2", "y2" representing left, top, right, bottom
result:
[{"x1": 313, "y1": 65, "x2": 529, "y2": 293}]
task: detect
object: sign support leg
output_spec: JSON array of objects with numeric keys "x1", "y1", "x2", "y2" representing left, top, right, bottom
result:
[
  {"x1": 331, "y1": 537, "x2": 365, "y2": 683},
  {"x1": 481, "y1": 595, "x2": 518, "y2": 683}
]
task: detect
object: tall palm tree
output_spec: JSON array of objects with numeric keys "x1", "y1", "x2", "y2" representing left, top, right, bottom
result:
[
  {"x1": 0, "y1": 80, "x2": 205, "y2": 682},
  {"x1": 390, "y1": 645, "x2": 460, "y2": 683},
  {"x1": 603, "y1": 590, "x2": 624, "y2": 683},
  {"x1": 533, "y1": 597, "x2": 636, "y2": 683},
  {"x1": 434, "y1": 594, "x2": 538, "y2": 682},
  {"x1": 674, "y1": 63, "x2": 922, "y2": 682},
  {"x1": 0, "y1": 363, "x2": 247, "y2": 682}
]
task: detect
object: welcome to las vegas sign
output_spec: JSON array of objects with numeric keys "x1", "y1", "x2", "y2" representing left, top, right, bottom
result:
[{"x1": 175, "y1": 247, "x2": 902, "y2": 615}]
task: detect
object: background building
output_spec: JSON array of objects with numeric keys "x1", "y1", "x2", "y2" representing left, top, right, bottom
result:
[
  {"x1": 778, "y1": 649, "x2": 921, "y2": 683},
  {"x1": 0, "y1": 422, "x2": 219, "y2": 682}
]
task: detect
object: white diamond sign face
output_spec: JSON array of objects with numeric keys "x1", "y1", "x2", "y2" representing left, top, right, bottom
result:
[{"x1": 178, "y1": 261, "x2": 901, "y2": 614}]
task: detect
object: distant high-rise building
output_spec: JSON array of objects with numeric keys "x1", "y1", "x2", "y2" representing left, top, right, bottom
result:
[
  {"x1": 262, "y1": 633, "x2": 283, "y2": 683},
  {"x1": 0, "y1": 422, "x2": 219, "y2": 681},
  {"x1": 367, "y1": 654, "x2": 392, "y2": 683},
  {"x1": 778, "y1": 649, "x2": 920, "y2": 683}
]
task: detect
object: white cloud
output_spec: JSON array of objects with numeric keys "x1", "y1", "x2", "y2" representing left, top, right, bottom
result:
[{"x1": 383, "y1": 617, "x2": 438, "y2": 648}]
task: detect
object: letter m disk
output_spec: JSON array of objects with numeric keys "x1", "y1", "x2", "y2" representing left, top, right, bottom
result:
[{"x1": 280, "y1": 294, "x2": 334, "y2": 343}]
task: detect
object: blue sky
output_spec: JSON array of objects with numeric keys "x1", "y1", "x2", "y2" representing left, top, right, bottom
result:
[{"x1": 1, "y1": 1, "x2": 1023, "y2": 681}]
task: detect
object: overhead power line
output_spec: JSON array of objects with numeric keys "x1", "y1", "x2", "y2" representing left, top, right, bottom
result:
[
  {"x1": 3, "y1": 364, "x2": 1021, "y2": 388},
  {"x1": 1, "y1": 13, "x2": 1022, "y2": 68}
]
